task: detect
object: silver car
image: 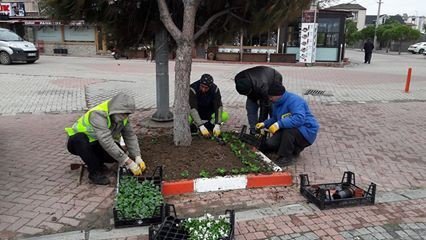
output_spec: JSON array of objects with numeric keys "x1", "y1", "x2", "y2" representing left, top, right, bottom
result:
[{"x1": 0, "y1": 27, "x2": 39, "y2": 65}]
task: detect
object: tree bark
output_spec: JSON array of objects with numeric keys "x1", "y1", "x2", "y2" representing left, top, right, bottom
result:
[
  {"x1": 398, "y1": 41, "x2": 402, "y2": 55},
  {"x1": 173, "y1": 41, "x2": 193, "y2": 146},
  {"x1": 157, "y1": 0, "x2": 200, "y2": 146}
]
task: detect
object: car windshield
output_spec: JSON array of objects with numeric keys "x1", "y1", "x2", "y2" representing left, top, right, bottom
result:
[{"x1": 0, "y1": 30, "x2": 22, "y2": 41}]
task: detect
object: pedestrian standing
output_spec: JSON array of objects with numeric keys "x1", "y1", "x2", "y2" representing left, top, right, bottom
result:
[{"x1": 363, "y1": 39, "x2": 374, "y2": 64}]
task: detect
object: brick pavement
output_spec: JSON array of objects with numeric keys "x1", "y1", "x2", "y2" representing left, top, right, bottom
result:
[
  {"x1": 0, "y1": 51, "x2": 425, "y2": 239},
  {"x1": 1, "y1": 101, "x2": 425, "y2": 239},
  {"x1": 1, "y1": 50, "x2": 426, "y2": 114}
]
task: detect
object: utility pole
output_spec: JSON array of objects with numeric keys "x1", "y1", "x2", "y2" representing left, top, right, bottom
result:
[{"x1": 373, "y1": 0, "x2": 383, "y2": 50}]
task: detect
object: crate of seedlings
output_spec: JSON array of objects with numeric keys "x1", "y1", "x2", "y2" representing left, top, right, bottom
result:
[
  {"x1": 300, "y1": 171, "x2": 376, "y2": 210},
  {"x1": 114, "y1": 166, "x2": 167, "y2": 228},
  {"x1": 149, "y1": 205, "x2": 235, "y2": 240}
]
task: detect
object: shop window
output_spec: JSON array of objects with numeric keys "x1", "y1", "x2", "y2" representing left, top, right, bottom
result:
[
  {"x1": 317, "y1": 18, "x2": 340, "y2": 47},
  {"x1": 64, "y1": 26, "x2": 95, "y2": 42},
  {"x1": 286, "y1": 25, "x2": 300, "y2": 47}
]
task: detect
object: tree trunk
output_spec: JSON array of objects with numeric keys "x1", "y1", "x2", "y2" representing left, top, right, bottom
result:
[
  {"x1": 173, "y1": 41, "x2": 193, "y2": 146},
  {"x1": 398, "y1": 41, "x2": 402, "y2": 55}
]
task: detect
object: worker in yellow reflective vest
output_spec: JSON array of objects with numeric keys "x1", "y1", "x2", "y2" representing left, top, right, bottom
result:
[{"x1": 65, "y1": 93, "x2": 145, "y2": 185}]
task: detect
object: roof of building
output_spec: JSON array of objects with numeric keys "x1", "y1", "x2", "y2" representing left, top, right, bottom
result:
[{"x1": 327, "y1": 3, "x2": 367, "y2": 10}]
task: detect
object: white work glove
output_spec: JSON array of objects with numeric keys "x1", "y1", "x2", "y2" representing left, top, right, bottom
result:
[
  {"x1": 135, "y1": 156, "x2": 146, "y2": 172},
  {"x1": 199, "y1": 124, "x2": 210, "y2": 137},
  {"x1": 213, "y1": 124, "x2": 221, "y2": 137},
  {"x1": 126, "y1": 159, "x2": 142, "y2": 176}
]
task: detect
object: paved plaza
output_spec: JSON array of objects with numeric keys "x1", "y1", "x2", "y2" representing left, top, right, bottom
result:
[{"x1": 0, "y1": 50, "x2": 425, "y2": 239}]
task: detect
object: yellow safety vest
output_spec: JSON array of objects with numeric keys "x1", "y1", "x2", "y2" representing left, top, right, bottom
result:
[{"x1": 65, "y1": 100, "x2": 128, "y2": 142}]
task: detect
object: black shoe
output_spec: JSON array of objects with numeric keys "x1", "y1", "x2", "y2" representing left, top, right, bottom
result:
[
  {"x1": 99, "y1": 164, "x2": 110, "y2": 173},
  {"x1": 88, "y1": 172, "x2": 110, "y2": 185},
  {"x1": 293, "y1": 149, "x2": 304, "y2": 158},
  {"x1": 275, "y1": 156, "x2": 294, "y2": 167}
]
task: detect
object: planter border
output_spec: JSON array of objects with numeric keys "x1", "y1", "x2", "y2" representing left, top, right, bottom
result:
[{"x1": 162, "y1": 151, "x2": 293, "y2": 196}]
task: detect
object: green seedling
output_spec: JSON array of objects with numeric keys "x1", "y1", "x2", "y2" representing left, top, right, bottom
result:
[
  {"x1": 180, "y1": 170, "x2": 189, "y2": 178},
  {"x1": 199, "y1": 170, "x2": 210, "y2": 178},
  {"x1": 216, "y1": 168, "x2": 226, "y2": 176},
  {"x1": 116, "y1": 176, "x2": 163, "y2": 220}
]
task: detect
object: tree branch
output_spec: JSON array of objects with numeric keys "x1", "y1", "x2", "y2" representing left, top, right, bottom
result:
[
  {"x1": 157, "y1": 0, "x2": 182, "y2": 41},
  {"x1": 229, "y1": 12, "x2": 251, "y2": 23},
  {"x1": 193, "y1": 7, "x2": 238, "y2": 41}
]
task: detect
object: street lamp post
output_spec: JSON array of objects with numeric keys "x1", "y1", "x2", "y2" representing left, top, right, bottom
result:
[{"x1": 373, "y1": 0, "x2": 383, "y2": 50}]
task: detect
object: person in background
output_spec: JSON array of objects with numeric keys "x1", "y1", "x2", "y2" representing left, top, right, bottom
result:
[{"x1": 363, "y1": 39, "x2": 374, "y2": 64}]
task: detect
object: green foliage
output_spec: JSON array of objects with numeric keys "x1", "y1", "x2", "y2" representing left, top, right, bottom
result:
[
  {"x1": 116, "y1": 176, "x2": 163, "y2": 220},
  {"x1": 199, "y1": 170, "x2": 210, "y2": 178},
  {"x1": 345, "y1": 19, "x2": 358, "y2": 45},
  {"x1": 357, "y1": 25, "x2": 375, "y2": 41},
  {"x1": 183, "y1": 213, "x2": 231, "y2": 240},
  {"x1": 376, "y1": 22, "x2": 421, "y2": 52},
  {"x1": 216, "y1": 168, "x2": 226, "y2": 176},
  {"x1": 221, "y1": 132, "x2": 273, "y2": 175},
  {"x1": 40, "y1": 0, "x2": 311, "y2": 48},
  {"x1": 180, "y1": 170, "x2": 189, "y2": 178},
  {"x1": 151, "y1": 138, "x2": 158, "y2": 144}
]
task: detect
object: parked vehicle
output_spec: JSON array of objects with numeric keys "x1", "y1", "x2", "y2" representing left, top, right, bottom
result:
[
  {"x1": 0, "y1": 27, "x2": 39, "y2": 65},
  {"x1": 408, "y1": 42, "x2": 426, "y2": 54},
  {"x1": 111, "y1": 47, "x2": 128, "y2": 60}
]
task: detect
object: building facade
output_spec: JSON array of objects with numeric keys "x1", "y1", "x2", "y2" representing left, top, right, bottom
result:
[
  {"x1": 404, "y1": 16, "x2": 426, "y2": 33},
  {"x1": 0, "y1": 0, "x2": 106, "y2": 56},
  {"x1": 327, "y1": 3, "x2": 366, "y2": 30}
]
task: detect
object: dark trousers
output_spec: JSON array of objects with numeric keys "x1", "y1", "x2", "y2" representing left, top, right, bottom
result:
[
  {"x1": 67, "y1": 133, "x2": 116, "y2": 174},
  {"x1": 364, "y1": 52, "x2": 372, "y2": 63},
  {"x1": 264, "y1": 128, "x2": 310, "y2": 157}
]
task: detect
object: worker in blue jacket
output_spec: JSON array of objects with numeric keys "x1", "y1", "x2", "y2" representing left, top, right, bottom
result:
[{"x1": 255, "y1": 81, "x2": 319, "y2": 166}]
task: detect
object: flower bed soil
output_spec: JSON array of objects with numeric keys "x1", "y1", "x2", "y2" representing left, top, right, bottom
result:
[{"x1": 138, "y1": 134, "x2": 273, "y2": 181}]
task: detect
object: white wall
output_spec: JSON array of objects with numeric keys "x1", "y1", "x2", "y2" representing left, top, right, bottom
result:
[{"x1": 357, "y1": 10, "x2": 366, "y2": 30}]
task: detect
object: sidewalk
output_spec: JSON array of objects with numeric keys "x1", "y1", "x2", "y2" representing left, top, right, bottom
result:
[
  {"x1": 1, "y1": 101, "x2": 425, "y2": 239},
  {"x1": 22, "y1": 189, "x2": 426, "y2": 240},
  {"x1": 0, "y1": 51, "x2": 425, "y2": 239}
]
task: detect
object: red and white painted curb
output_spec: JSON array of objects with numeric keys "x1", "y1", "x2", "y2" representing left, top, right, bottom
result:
[{"x1": 162, "y1": 151, "x2": 293, "y2": 196}]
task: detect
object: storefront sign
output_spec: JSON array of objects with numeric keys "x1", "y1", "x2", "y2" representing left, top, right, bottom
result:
[
  {"x1": 0, "y1": 2, "x2": 26, "y2": 17},
  {"x1": 299, "y1": 23, "x2": 318, "y2": 64}
]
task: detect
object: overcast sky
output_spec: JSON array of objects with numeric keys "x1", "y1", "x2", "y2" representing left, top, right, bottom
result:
[{"x1": 331, "y1": 0, "x2": 426, "y2": 16}]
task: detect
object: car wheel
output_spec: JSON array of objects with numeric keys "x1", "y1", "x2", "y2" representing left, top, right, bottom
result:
[
  {"x1": 0, "y1": 51, "x2": 11, "y2": 65},
  {"x1": 419, "y1": 49, "x2": 425, "y2": 54}
]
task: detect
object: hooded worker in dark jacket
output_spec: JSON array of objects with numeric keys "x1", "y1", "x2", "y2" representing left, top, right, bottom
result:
[
  {"x1": 234, "y1": 66, "x2": 283, "y2": 134},
  {"x1": 65, "y1": 93, "x2": 145, "y2": 185},
  {"x1": 189, "y1": 74, "x2": 229, "y2": 137}
]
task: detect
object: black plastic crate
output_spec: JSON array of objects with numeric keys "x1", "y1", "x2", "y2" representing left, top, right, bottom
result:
[
  {"x1": 149, "y1": 205, "x2": 235, "y2": 240},
  {"x1": 238, "y1": 125, "x2": 266, "y2": 148},
  {"x1": 300, "y1": 171, "x2": 376, "y2": 210},
  {"x1": 113, "y1": 166, "x2": 166, "y2": 228}
]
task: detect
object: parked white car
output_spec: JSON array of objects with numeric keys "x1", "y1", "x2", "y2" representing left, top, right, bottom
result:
[
  {"x1": 0, "y1": 27, "x2": 39, "y2": 65},
  {"x1": 408, "y1": 42, "x2": 426, "y2": 54}
]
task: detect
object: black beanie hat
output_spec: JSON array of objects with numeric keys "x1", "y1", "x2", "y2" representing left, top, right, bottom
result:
[
  {"x1": 235, "y1": 71, "x2": 252, "y2": 95},
  {"x1": 200, "y1": 74, "x2": 214, "y2": 87},
  {"x1": 268, "y1": 81, "x2": 286, "y2": 96}
]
